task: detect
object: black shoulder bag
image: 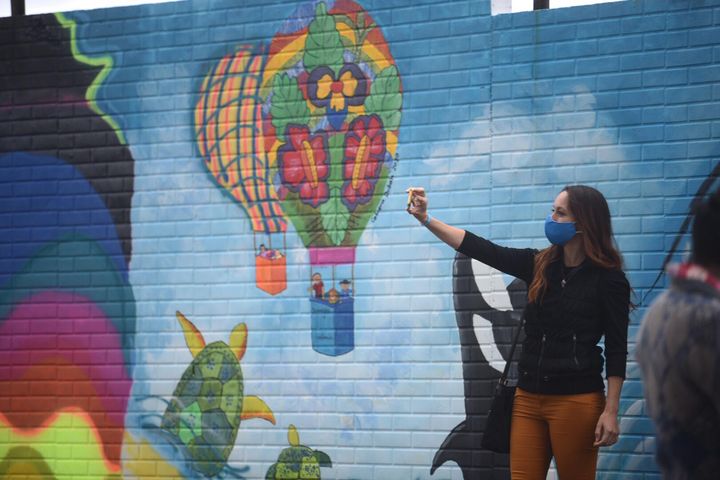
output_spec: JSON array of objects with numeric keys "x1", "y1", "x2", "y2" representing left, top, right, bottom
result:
[{"x1": 481, "y1": 312, "x2": 525, "y2": 454}]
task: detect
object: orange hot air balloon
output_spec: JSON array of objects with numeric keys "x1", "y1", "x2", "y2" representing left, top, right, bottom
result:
[{"x1": 195, "y1": 44, "x2": 288, "y2": 296}]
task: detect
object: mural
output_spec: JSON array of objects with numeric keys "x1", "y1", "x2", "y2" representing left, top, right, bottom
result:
[
  {"x1": 196, "y1": 44, "x2": 290, "y2": 297},
  {"x1": 2, "y1": 0, "x2": 719, "y2": 478},
  {"x1": 0, "y1": 12, "x2": 136, "y2": 478},
  {"x1": 158, "y1": 311, "x2": 275, "y2": 477},
  {"x1": 0, "y1": 153, "x2": 135, "y2": 477},
  {"x1": 266, "y1": 425, "x2": 333, "y2": 480},
  {"x1": 0, "y1": 14, "x2": 134, "y2": 263},
  {"x1": 431, "y1": 254, "x2": 527, "y2": 479},
  {"x1": 271, "y1": 1, "x2": 401, "y2": 357},
  {"x1": 196, "y1": 1, "x2": 402, "y2": 357}
]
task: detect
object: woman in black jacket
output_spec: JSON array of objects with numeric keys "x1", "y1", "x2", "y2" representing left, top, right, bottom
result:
[{"x1": 408, "y1": 185, "x2": 630, "y2": 480}]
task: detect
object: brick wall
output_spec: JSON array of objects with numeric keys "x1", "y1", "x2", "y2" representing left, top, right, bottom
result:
[{"x1": 1, "y1": 0, "x2": 718, "y2": 478}]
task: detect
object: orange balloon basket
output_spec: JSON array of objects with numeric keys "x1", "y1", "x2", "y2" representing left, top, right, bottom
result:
[{"x1": 255, "y1": 255, "x2": 287, "y2": 295}]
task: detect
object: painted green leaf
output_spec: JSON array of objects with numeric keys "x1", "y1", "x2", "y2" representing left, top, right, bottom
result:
[
  {"x1": 364, "y1": 65, "x2": 402, "y2": 131},
  {"x1": 320, "y1": 189, "x2": 350, "y2": 246},
  {"x1": 327, "y1": 133, "x2": 345, "y2": 190},
  {"x1": 345, "y1": 162, "x2": 392, "y2": 246},
  {"x1": 303, "y1": 2, "x2": 344, "y2": 74},
  {"x1": 270, "y1": 74, "x2": 310, "y2": 140}
]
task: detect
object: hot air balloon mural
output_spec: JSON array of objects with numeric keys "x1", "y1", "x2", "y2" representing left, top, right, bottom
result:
[
  {"x1": 194, "y1": 0, "x2": 401, "y2": 356},
  {"x1": 195, "y1": 44, "x2": 289, "y2": 296},
  {"x1": 264, "y1": 0, "x2": 402, "y2": 356}
]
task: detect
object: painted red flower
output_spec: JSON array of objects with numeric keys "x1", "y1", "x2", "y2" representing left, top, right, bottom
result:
[
  {"x1": 278, "y1": 125, "x2": 330, "y2": 207},
  {"x1": 342, "y1": 115, "x2": 387, "y2": 210}
]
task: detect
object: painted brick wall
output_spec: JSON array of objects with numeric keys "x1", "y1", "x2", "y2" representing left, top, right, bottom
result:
[{"x1": 1, "y1": 0, "x2": 718, "y2": 478}]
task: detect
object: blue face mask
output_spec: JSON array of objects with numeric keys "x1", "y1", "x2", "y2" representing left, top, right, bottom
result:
[{"x1": 544, "y1": 214, "x2": 577, "y2": 246}]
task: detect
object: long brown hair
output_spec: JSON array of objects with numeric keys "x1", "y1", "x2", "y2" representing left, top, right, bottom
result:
[{"x1": 527, "y1": 185, "x2": 624, "y2": 303}]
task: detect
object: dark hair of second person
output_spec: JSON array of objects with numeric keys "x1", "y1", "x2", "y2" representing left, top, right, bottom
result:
[{"x1": 692, "y1": 187, "x2": 720, "y2": 269}]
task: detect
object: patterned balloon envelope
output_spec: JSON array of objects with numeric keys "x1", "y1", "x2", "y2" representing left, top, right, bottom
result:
[
  {"x1": 195, "y1": 0, "x2": 401, "y2": 355},
  {"x1": 261, "y1": 0, "x2": 402, "y2": 356},
  {"x1": 196, "y1": 45, "x2": 289, "y2": 296}
]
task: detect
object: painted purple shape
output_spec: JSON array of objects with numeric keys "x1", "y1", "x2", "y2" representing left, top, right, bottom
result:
[{"x1": 309, "y1": 246, "x2": 356, "y2": 265}]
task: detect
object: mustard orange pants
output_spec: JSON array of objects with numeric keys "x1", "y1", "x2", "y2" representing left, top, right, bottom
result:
[{"x1": 509, "y1": 387, "x2": 605, "y2": 480}]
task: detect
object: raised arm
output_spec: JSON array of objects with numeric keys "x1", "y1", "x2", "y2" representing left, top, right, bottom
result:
[
  {"x1": 407, "y1": 188, "x2": 465, "y2": 249},
  {"x1": 407, "y1": 188, "x2": 536, "y2": 283}
]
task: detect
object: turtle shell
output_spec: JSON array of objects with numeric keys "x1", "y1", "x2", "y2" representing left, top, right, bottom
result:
[
  {"x1": 161, "y1": 341, "x2": 244, "y2": 477},
  {"x1": 266, "y1": 445, "x2": 331, "y2": 480}
]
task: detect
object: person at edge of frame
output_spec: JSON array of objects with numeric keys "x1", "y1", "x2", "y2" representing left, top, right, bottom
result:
[
  {"x1": 407, "y1": 185, "x2": 631, "y2": 480},
  {"x1": 636, "y1": 187, "x2": 720, "y2": 480}
]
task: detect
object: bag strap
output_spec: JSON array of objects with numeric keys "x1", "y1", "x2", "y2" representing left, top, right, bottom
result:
[{"x1": 499, "y1": 310, "x2": 526, "y2": 386}]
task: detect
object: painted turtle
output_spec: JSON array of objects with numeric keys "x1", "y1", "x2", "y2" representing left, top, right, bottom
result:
[
  {"x1": 266, "y1": 425, "x2": 332, "y2": 479},
  {"x1": 162, "y1": 311, "x2": 275, "y2": 477}
]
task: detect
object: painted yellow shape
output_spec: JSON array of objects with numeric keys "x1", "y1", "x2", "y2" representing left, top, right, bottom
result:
[
  {"x1": 241, "y1": 395, "x2": 276, "y2": 425},
  {"x1": 122, "y1": 431, "x2": 182, "y2": 478},
  {"x1": 0, "y1": 408, "x2": 121, "y2": 478},
  {"x1": 316, "y1": 73, "x2": 335, "y2": 100},
  {"x1": 340, "y1": 70, "x2": 358, "y2": 97},
  {"x1": 176, "y1": 310, "x2": 206, "y2": 358},
  {"x1": 288, "y1": 424, "x2": 300, "y2": 447},
  {"x1": 386, "y1": 131, "x2": 399, "y2": 157},
  {"x1": 229, "y1": 322, "x2": 248, "y2": 361},
  {"x1": 352, "y1": 135, "x2": 370, "y2": 190},
  {"x1": 300, "y1": 140, "x2": 320, "y2": 188},
  {"x1": 361, "y1": 42, "x2": 392, "y2": 74},
  {"x1": 262, "y1": 35, "x2": 307, "y2": 89},
  {"x1": 336, "y1": 22, "x2": 357, "y2": 45}
]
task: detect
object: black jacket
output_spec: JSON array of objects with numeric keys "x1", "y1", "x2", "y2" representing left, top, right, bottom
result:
[{"x1": 458, "y1": 231, "x2": 630, "y2": 395}]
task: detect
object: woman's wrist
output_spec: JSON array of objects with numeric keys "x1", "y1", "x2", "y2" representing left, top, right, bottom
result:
[
  {"x1": 603, "y1": 404, "x2": 619, "y2": 415},
  {"x1": 419, "y1": 213, "x2": 431, "y2": 226}
]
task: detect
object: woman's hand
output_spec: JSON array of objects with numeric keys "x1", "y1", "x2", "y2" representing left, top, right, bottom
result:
[
  {"x1": 593, "y1": 410, "x2": 620, "y2": 447},
  {"x1": 406, "y1": 187, "x2": 428, "y2": 222},
  {"x1": 404, "y1": 187, "x2": 465, "y2": 248}
]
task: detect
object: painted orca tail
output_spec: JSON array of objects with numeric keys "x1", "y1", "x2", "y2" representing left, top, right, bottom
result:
[{"x1": 431, "y1": 420, "x2": 472, "y2": 475}]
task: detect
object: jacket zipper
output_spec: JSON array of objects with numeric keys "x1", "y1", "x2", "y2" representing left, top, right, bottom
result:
[
  {"x1": 536, "y1": 333, "x2": 546, "y2": 389},
  {"x1": 537, "y1": 263, "x2": 583, "y2": 387},
  {"x1": 573, "y1": 333, "x2": 580, "y2": 369},
  {"x1": 564, "y1": 267, "x2": 582, "y2": 372}
]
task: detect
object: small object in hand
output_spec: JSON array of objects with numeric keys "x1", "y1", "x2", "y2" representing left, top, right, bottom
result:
[
  {"x1": 406, "y1": 188, "x2": 415, "y2": 208},
  {"x1": 405, "y1": 187, "x2": 424, "y2": 208}
]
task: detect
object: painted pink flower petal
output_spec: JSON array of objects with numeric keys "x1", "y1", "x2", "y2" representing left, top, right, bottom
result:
[{"x1": 282, "y1": 152, "x2": 305, "y2": 185}]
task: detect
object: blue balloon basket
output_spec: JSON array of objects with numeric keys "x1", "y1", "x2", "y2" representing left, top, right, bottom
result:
[{"x1": 310, "y1": 297, "x2": 354, "y2": 356}]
